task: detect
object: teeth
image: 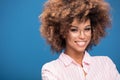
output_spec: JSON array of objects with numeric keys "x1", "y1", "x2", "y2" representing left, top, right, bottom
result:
[{"x1": 76, "y1": 41, "x2": 86, "y2": 46}]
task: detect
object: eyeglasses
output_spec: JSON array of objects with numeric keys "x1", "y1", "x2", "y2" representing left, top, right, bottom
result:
[{"x1": 69, "y1": 25, "x2": 92, "y2": 36}]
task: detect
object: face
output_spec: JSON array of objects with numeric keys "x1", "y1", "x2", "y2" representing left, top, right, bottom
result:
[{"x1": 65, "y1": 18, "x2": 91, "y2": 53}]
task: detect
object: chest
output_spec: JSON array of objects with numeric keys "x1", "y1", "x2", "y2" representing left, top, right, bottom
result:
[{"x1": 55, "y1": 64, "x2": 114, "y2": 80}]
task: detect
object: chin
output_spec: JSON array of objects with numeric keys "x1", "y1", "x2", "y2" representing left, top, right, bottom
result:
[{"x1": 76, "y1": 48, "x2": 86, "y2": 53}]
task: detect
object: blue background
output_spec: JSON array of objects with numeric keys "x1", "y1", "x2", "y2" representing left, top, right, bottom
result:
[{"x1": 0, "y1": 0, "x2": 120, "y2": 80}]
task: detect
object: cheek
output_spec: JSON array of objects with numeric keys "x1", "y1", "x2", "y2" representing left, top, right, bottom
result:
[
  {"x1": 67, "y1": 33, "x2": 78, "y2": 40},
  {"x1": 86, "y1": 32, "x2": 92, "y2": 39},
  {"x1": 87, "y1": 35, "x2": 92, "y2": 44},
  {"x1": 87, "y1": 34, "x2": 91, "y2": 38},
  {"x1": 86, "y1": 35, "x2": 91, "y2": 42},
  {"x1": 65, "y1": 33, "x2": 75, "y2": 44}
]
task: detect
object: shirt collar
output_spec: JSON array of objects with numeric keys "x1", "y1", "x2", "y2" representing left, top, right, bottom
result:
[
  {"x1": 59, "y1": 51, "x2": 91, "y2": 66},
  {"x1": 82, "y1": 51, "x2": 91, "y2": 66}
]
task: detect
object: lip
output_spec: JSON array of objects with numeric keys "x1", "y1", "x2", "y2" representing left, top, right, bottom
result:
[{"x1": 75, "y1": 41, "x2": 86, "y2": 47}]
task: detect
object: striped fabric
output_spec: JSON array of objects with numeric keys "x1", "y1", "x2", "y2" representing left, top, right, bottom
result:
[{"x1": 42, "y1": 52, "x2": 120, "y2": 80}]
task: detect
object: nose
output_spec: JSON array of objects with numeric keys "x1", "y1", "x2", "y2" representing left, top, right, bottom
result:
[{"x1": 79, "y1": 31, "x2": 85, "y2": 39}]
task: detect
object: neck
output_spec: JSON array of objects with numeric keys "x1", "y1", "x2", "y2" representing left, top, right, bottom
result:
[{"x1": 64, "y1": 49, "x2": 85, "y2": 66}]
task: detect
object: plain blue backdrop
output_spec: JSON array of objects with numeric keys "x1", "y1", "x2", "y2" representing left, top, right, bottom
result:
[{"x1": 0, "y1": 0, "x2": 120, "y2": 80}]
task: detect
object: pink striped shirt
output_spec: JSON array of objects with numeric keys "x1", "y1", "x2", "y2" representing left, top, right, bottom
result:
[{"x1": 42, "y1": 52, "x2": 120, "y2": 80}]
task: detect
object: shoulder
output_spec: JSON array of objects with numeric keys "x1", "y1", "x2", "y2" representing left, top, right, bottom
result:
[
  {"x1": 91, "y1": 56, "x2": 120, "y2": 79},
  {"x1": 90, "y1": 56, "x2": 118, "y2": 73},
  {"x1": 91, "y1": 56, "x2": 116, "y2": 69},
  {"x1": 92, "y1": 56, "x2": 114, "y2": 64},
  {"x1": 41, "y1": 59, "x2": 63, "y2": 73},
  {"x1": 41, "y1": 59, "x2": 61, "y2": 80},
  {"x1": 92, "y1": 56, "x2": 111, "y2": 61},
  {"x1": 42, "y1": 59, "x2": 59, "y2": 70},
  {"x1": 92, "y1": 56, "x2": 114, "y2": 63}
]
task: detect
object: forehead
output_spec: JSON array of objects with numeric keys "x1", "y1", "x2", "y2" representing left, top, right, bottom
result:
[{"x1": 71, "y1": 18, "x2": 91, "y2": 27}]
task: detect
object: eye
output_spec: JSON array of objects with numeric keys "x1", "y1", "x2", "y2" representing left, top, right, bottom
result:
[
  {"x1": 84, "y1": 26, "x2": 91, "y2": 31},
  {"x1": 70, "y1": 27, "x2": 78, "y2": 32},
  {"x1": 70, "y1": 28, "x2": 78, "y2": 32}
]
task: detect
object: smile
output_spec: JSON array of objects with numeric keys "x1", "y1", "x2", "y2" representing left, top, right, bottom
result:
[{"x1": 75, "y1": 41, "x2": 86, "y2": 47}]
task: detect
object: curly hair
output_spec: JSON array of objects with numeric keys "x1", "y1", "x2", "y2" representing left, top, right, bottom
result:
[{"x1": 40, "y1": 0, "x2": 111, "y2": 53}]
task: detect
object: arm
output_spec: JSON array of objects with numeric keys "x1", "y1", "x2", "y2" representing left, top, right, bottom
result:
[
  {"x1": 41, "y1": 64, "x2": 58, "y2": 80},
  {"x1": 105, "y1": 57, "x2": 120, "y2": 80}
]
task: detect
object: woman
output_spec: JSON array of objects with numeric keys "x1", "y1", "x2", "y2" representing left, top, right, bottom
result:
[{"x1": 40, "y1": 0, "x2": 120, "y2": 80}]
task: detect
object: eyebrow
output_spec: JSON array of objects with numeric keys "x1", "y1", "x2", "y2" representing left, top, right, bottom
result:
[
  {"x1": 70, "y1": 25, "x2": 91, "y2": 28},
  {"x1": 70, "y1": 26, "x2": 78, "y2": 28}
]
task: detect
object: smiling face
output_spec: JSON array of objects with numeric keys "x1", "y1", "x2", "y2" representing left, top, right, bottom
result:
[{"x1": 65, "y1": 18, "x2": 92, "y2": 54}]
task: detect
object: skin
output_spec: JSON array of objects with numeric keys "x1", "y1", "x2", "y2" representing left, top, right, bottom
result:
[{"x1": 64, "y1": 18, "x2": 92, "y2": 65}]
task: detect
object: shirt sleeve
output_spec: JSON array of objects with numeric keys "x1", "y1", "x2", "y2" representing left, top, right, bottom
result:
[
  {"x1": 105, "y1": 57, "x2": 120, "y2": 80},
  {"x1": 41, "y1": 63, "x2": 58, "y2": 80},
  {"x1": 117, "y1": 75, "x2": 120, "y2": 80}
]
